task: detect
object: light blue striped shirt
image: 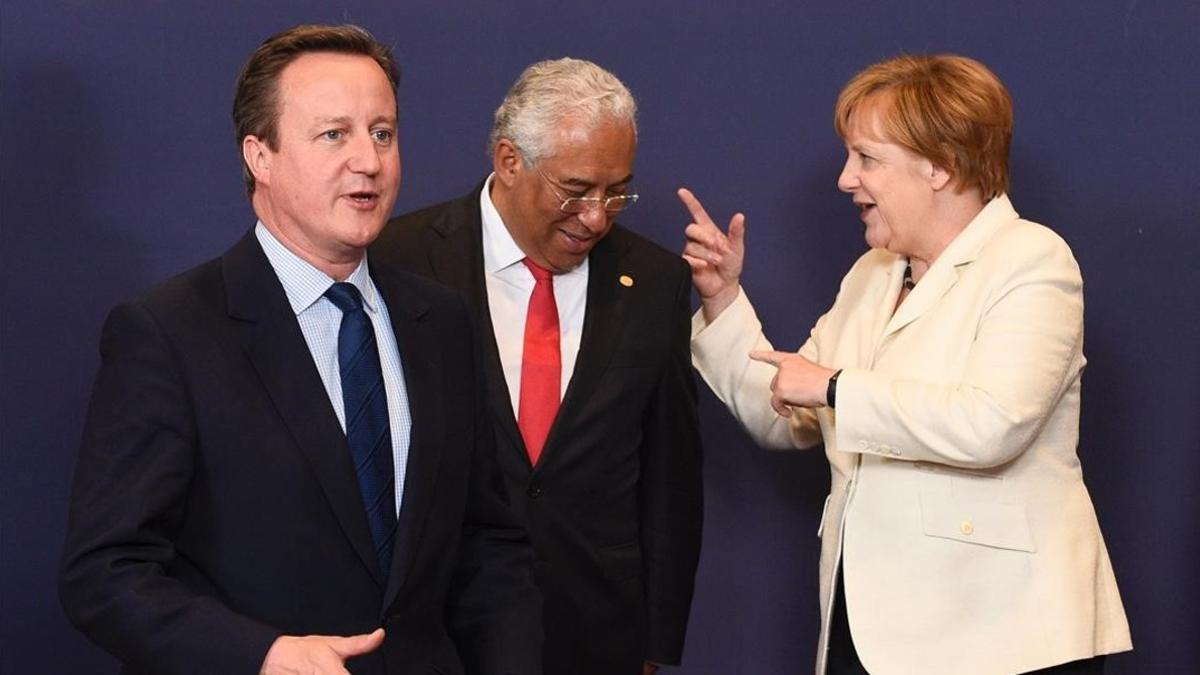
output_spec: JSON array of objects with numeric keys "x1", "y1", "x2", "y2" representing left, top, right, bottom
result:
[{"x1": 255, "y1": 223, "x2": 411, "y2": 516}]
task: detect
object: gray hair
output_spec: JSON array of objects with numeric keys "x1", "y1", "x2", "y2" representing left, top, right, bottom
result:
[{"x1": 489, "y1": 57, "x2": 638, "y2": 165}]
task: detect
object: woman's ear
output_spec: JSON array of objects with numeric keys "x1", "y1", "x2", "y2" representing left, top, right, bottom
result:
[{"x1": 929, "y1": 162, "x2": 953, "y2": 191}]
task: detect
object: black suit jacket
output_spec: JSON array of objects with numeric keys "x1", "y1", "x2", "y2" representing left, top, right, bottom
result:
[
  {"x1": 60, "y1": 230, "x2": 542, "y2": 675},
  {"x1": 372, "y1": 186, "x2": 703, "y2": 674}
]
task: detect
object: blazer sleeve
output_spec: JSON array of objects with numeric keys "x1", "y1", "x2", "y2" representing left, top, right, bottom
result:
[
  {"x1": 59, "y1": 301, "x2": 280, "y2": 674},
  {"x1": 691, "y1": 286, "x2": 824, "y2": 451},
  {"x1": 636, "y1": 269, "x2": 705, "y2": 665},
  {"x1": 444, "y1": 295, "x2": 544, "y2": 675},
  {"x1": 834, "y1": 227, "x2": 1086, "y2": 468}
]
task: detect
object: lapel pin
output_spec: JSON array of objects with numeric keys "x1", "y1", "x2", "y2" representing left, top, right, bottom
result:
[{"x1": 618, "y1": 274, "x2": 634, "y2": 288}]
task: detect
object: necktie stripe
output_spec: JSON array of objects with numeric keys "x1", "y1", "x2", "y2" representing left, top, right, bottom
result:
[{"x1": 324, "y1": 282, "x2": 397, "y2": 578}]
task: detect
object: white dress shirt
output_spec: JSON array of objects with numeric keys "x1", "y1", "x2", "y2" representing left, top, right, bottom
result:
[
  {"x1": 479, "y1": 174, "x2": 587, "y2": 415},
  {"x1": 255, "y1": 222, "x2": 411, "y2": 516}
]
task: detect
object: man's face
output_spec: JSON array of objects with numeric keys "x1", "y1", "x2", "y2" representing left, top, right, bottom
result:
[
  {"x1": 494, "y1": 116, "x2": 636, "y2": 273},
  {"x1": 247, "y1": 52, "x2": 400, "y2": 274}
]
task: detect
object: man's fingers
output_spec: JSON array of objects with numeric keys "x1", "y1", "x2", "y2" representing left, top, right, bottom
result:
[
  {"x1": 749, "y1": 350, "x2": 788, "y2": 368},
  {"x1": 330, "y1": 628, "x2": 385, "y2": 658},
  {"x1": 677, "y1": 187, "x2": 715, "y2": 225}
]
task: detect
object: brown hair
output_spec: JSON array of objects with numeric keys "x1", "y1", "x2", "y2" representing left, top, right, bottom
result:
[
  {"x1": 834, "y1": 54, "x2": 1013, "y2": 199},
  {"x1": 232, "y1": 24, "x2": 399, "y2": 196}
]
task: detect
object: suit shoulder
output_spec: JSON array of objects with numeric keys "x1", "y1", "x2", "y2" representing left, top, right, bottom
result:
[
  {"x1": 607, "y1": 224, "x2": 689, "y2": 278},
  {"x1": 386, "y1": 266, "x2": 463, "y2": 306},
  {"x1": 125, "y1": 255, "x2": 225, "y2": 317},
  {"x1": 984, "y1": 218, "x2": 1080, "y2": 276}
]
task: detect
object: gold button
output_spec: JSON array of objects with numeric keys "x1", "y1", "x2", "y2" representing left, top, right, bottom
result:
[
  {"x1": 960, "y1": 520, "x2": 974, "y2": 535},
  {"x1": 619, "y1": 274, "x2": 634, "y2": 287}
]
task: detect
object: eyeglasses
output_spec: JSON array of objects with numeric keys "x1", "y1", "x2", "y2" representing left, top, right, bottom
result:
[{"x1": 537, "y1": 168, "x2": 639, "y2": 214}]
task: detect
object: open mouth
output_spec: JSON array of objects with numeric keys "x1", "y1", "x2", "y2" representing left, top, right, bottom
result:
[{"x1": 345, "y1": 191, "x2": 379, "y2": 206}]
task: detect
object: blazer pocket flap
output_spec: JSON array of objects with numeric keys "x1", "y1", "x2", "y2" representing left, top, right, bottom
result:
[
  {"x1": 919, "y1": 491, "x2": 1036, "y2": 553},
  {"x1": 598, "y1": 541, "x2": 643, "y2": 581}
]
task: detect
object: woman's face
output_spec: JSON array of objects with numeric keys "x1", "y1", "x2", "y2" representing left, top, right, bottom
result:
[{"x1": 836, "y1": 107, "x2": 939, "y2": 256}]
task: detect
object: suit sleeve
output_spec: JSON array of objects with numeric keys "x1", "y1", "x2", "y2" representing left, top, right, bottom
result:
[
  {"x1": 59, "y1": 301, "x2": 280, "y2": 674},
  {"x1": 834, "y1": 229, "x2": 1085, "y2": 468},
  {"x1": 690, "y1": 286, "x2": 824, "y2": 451},
  {"x1": 445, "y1": 296, "x2": 544, "y2": 675},
  {"x1": 636, "y1": 268, "x2": 705, "y2": 665}
]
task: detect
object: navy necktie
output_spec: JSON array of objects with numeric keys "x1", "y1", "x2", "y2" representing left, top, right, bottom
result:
[{"x1": 324, "y1": 282, "x2": 396, "y2": 578}]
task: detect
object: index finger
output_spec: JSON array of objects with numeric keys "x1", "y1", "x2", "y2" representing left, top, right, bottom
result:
[
  {"x1": 748, "y1": 350, "x2": 790, "y2": 368},
  {"x1": 677, "y1": 187, "x2": 715, "y2": 225}
]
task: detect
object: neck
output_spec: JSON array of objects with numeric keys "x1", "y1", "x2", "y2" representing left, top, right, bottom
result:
[
  {"x1": 909, "y1": 189, "x2": 988, "y2": 276},
  {"x1": 489, "y1": 177, "x2": 542, "y2": 267},
  {"x1": 255, "y1": 197, "x2": 363, "y2": 282}
]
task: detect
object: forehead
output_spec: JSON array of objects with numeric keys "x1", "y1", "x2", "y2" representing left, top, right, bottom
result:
[
  {"x1": 542, "y1": 115, "x2": 636, "y2": 171},
  {"x1": 843, "y1": 98, "x2": 893, "y2": 147},
  {"x1": 276, "y1": 52, "x2": 396, "y2": 117}
]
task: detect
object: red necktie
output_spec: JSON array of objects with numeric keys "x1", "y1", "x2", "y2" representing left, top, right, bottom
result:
[{"x1": 518, "y1": 258, "x2": 561, "y2": 465}]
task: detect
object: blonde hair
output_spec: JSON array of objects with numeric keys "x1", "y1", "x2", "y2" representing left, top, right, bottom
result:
[{"x1": 834, "y1": 54, "x2": 1013, "y2": 199}]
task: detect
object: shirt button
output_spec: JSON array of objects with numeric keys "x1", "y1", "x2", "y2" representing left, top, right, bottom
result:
[
  {"x1": 527, "y1": 483, "x2": 543, "y2": 499},
  {"x1": 960, "y1": 520, "x2": 974, "y2": 535}
]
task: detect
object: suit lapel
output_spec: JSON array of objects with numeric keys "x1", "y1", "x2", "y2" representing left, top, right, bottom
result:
[
  {"x1": 370, "y1": 265, "x2": 440, "y2": 609},
  {"x1": 221, "y1": 232, "x2": 383, "y2": 586},
  {"x1": 879, "y1": 195, "x2": 1017, "y2": 340},
  {"x1": 425, "y1": 191, "x2": 528, "y2": 466},
  {"x1": 540, "y1": 230, "x2": 630, "y2": 466},
  {"x1": 880, "y1": 256, "x2": 958, "y2": 338}
]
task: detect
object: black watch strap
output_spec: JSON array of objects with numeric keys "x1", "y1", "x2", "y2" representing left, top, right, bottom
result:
[{"x1": 826, "y1": 369, "x2": 843, "y2": 409}]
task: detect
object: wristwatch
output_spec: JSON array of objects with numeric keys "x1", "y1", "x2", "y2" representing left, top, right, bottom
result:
[{"x1": 826, "y1": 369, "x2": 843, "y2": 409}]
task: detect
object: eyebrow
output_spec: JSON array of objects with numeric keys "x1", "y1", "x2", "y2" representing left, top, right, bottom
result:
[
  {"x1": 310, "y1": 115, "x2": 396, "y2": 129},
  {"x1": 558, "y1": 173, "x2": 635, "y2": 190}
]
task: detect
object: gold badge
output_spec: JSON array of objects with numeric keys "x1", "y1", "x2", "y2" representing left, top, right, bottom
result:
[{"x1": 619, "y1": 274, "x2": 634, "y2": 288}]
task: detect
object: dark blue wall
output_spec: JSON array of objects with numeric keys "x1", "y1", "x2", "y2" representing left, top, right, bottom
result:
[{"x1": 3, "y1": 2, "x2": 1197, "y2": 672}]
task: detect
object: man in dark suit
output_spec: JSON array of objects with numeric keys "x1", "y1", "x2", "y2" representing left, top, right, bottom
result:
[
  {"x1": 60, "y1": 24, "x2": 540, "y2": 675},
  {"x1": 372, "y1": 58, "x2": 703, "y2": 675}
]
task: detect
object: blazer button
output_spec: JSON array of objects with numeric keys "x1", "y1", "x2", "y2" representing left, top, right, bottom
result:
[
  {"x1": 960, "y1": 520, "x2": 974, "y2": 535},
  {"x1": 527, "y1": 483, "x2": 543, "y2": 499}
]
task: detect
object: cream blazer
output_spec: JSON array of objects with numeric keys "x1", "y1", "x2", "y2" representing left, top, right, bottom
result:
[{"x1": 692, "y1": 196, "x2": 1131, "y2": 674}]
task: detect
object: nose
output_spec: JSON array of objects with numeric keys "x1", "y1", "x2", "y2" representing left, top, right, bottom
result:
[
  {"x1": 348, "y1": 134, "x2": 383, "y2": 175},
  {"x1": 576, "y1": 202, "x2": 608, "y2": 231},
  {"x1": 836, "y1": 155, "x2": 858, "y2": 193}
]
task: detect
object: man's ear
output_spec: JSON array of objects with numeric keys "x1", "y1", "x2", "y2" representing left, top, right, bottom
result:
[
  {"x1": 492, "y1": 139, "x2": 524, "y2": 188},
  {"x1": 242, "y1": 135, "x2": 272, "y2": 188}
]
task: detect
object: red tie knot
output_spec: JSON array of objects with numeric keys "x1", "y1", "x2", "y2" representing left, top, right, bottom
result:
[{"x1": 522, "y1": 257, "x2": 554, "y2": 282}]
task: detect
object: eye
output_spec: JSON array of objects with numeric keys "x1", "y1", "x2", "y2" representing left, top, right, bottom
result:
[
  {"x1": 321, "y1": 129, "x2": 344, "y2": 141},
  {"x1": 371, "y1": 128, "x2": 394, "y2": 144}
]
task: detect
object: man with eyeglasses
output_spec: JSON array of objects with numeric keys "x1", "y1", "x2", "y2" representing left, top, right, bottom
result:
[{"x1": 372, "y1": 58, "x2": 703, "y2": 675}]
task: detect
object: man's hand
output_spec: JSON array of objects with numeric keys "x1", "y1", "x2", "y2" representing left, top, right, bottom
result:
[
  {"x1": 749, "y1": 350, "x2": 837, "y2": 415},
  {"x1": 678, "y1": 188, "x2": 746, "y2": 322},
  {"x1": 259, "y1": 628, "x2": 385, "y2": 675}
]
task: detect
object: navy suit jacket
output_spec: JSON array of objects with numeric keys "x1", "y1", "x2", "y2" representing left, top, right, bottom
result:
[
  {"x1": 372, "y1": 187, "x2": 703, "y2": 674},
  {"x1": 60, "y1": 230, "x2": 542, "y2": 675}
]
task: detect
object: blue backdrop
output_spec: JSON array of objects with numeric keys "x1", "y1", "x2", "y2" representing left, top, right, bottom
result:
[{"x1": 2, "y1": 1, "x2": 1197, "y2": 672}]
